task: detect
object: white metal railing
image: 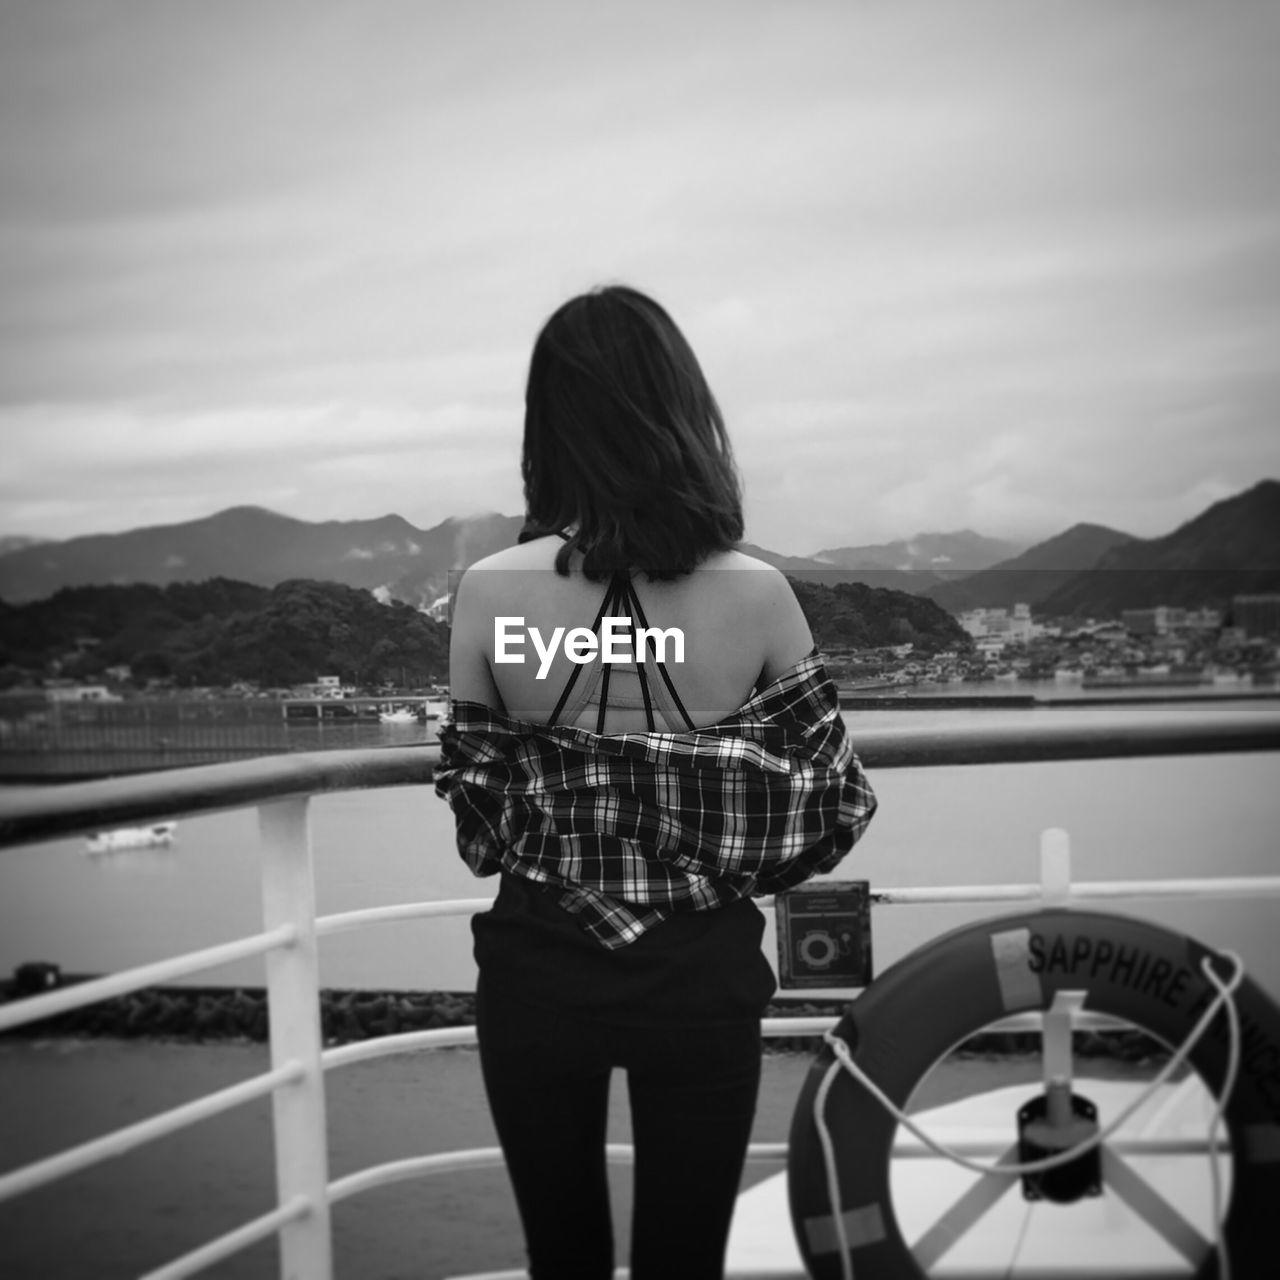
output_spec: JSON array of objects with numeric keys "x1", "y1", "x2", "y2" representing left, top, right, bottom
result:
[{"x1": 1, "y1": 710, "x2": 1279, "y2": 1279}]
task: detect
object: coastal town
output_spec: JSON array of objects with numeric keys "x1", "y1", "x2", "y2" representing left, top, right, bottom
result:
[
  {"x1": 11, "y1": 590, "x2": 1280, "y2": 714},
  {"x1": 825, "y1": 593, "x2": 1280, "y2": 692}
]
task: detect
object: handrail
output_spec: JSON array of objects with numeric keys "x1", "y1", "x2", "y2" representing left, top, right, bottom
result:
[
  {"x1": 323, "y1": 1131, "x2": 1219, "y2": 1204},
  {"x1": 318, "y1": 1009, "x2": 1149, "y2": 1072},
  {"x1": 869, "y1": 875, "x2": 1280, "y2": 905},
  {"x1": 315, "y1": 898, "x2": 494, "y2": 936},
  {"x1": 3, "y1": 708, "x2": 1279, "y2": 848},
  {"x1": 0, "y1": 1061, "x2": 305, "y2": 1202},
  {"x1": 0, "y1": 924, "x2": 296, "y2": 1032},
  {"x1": 35, "y1": 873, "x2": 1280, "y2": 1039},
  {"x1": 0, "y1": 744, "x2": 438, "y2": 847},
  {"x1": 3, "y1": 708, "x2": 1278, "y2": 1280},
  {"x1": 138, "y1": 1197, "x2": 312, "y2": 1280}
]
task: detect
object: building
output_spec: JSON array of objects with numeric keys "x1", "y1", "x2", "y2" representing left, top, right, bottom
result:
[
  {"x1": 1122, "y1": 605, "x2": 1222, "y2": 636},
  {"x1": 1182, "y1": 608, "x2": 1222, "y2": 631},
  {"x1": 296, "y1": 675, "x2": 352, "y2": 699},
  {"x1": 1233, "y1": 594, "x2": 1280, "y2": 638},
  {"x1": 958, "y1": 604, "x2": 1037, "y2": 643},
  {"x1": 1122, "y1": 606, "x2": 1180, "y2": 636},
  {"x1": 46, "y1": 684, "x2": 120, "y2": 703},
  {"x1": 1074, "y1": 621, "x2": 1127, "y2": 643}
]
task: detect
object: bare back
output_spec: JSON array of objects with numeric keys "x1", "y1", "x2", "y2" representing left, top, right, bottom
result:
[{"x1": 449, "y1": 536, "x2": 814, "y2": 733}]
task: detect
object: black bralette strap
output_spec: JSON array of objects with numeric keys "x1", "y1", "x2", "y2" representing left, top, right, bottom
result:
[
  {"x1": 598, "y1": 574, "x2": 656, "y2": 732},
  {"x1": 545, "y1": 565, "x2": 688, "y2": 733},
  {"x1": 622, "y1": 577, "x2": 696, "y2": 731},
  {"x1": 595, "y1": 577, "x2": 623, "y2": 733},
  {"x1": 635, "y1": 625, "x2": 655, "y2": 730},
  {"x1": 547, "y1": 572, "x2": 624, "y2": 727}
]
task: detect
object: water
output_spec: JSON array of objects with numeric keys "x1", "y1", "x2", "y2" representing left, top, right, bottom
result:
[
  {"x1": 2, "y1": 704, "x2": 1278, "y2": 998},
  {"x1": 0, "y1": 707, "x2": 443, "y2": 778}
]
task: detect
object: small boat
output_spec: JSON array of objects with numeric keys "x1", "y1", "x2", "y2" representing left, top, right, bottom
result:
[
  {"x1": 424, "y1": 698, "x2": 448, "y2": 721},
  {"x1": 379, "y1": 707, "x2": 419, "y2": 725},
  {"x1": 85, "y1": 822, "x2": 177, "y2": 855}
]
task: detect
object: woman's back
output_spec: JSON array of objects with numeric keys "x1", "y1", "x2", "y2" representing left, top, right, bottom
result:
[
  {"x1": 449, "y1": 534, "x2": 814, "y2": 733},
  {"x1": 434, "y1": 284, "x2": 876, "y2": 1280}
]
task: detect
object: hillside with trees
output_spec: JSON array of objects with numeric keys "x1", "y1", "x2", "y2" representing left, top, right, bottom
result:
[
  {"x1": 788, "y1": 577, "x2": 971, "y2": 653},
  {"x1": 2, "y1": 572, "x2": 967, "y2": 692},
  {"x1": 0, "y1": 578, "x2": 450, "y2": 689}
]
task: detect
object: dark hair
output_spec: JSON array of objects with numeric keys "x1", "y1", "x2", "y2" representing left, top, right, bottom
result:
[{"x1": 519, "y1": 284, "x2": 743, "y2": 580}]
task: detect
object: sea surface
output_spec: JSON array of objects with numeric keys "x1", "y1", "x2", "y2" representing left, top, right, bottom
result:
[{"x1": 2, "y1": 697, "x2": 1279, "y2": 999}]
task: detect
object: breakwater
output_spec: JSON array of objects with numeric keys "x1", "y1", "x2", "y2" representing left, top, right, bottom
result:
[
  {"x1": 838, "y1": 692, "x2": 1035, "y2": 710},
  {"x1": 0, "y1": 698, "x2": 441, "y2": 780},
  {"x1": 838, "y1": 687, "x2": 1280, "y2": 711},
  {"x1": 0, "y1": 964, "x2": 477, "y2": 1045},
  {"x1": 0, "y1": 964, "x2": 1165, "y2": 1061}
]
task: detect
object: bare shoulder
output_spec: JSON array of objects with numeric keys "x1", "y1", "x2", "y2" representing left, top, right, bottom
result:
[
  {"x1": 694, "y1": 550, "x2": 812, "y2": 680},
  {"x1": 463, "y1": 536, "x2": 560, "y2": 575},
  {"x1": 454, "y1": 537, "x2": 559, "y2": 604},
  {"x1": 700, "y1": 547, "x2": 777, "y2": 573},
  {"x1": 694, "y1": 549, "x2": 799, "y2": 604}
]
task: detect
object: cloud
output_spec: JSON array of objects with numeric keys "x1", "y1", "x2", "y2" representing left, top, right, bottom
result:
[{"x1": 1, "y1": 2, "x2": 1278, "y2": 551}]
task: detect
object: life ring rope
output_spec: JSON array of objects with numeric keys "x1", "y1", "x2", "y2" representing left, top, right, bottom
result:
[
  {"x1": 811, "y1": 949, "x2": 1245, "y2": 1280},
  {"x1": 786, "y1": 908, "x2": 1280, "y2": 1280}
]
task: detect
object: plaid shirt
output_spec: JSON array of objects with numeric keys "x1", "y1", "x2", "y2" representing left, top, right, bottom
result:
[{"x1": 433, "y1": 650, "x2": 878, "y2": 949}]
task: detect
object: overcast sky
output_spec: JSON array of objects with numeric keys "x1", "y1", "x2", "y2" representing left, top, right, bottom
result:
[{"x1": 2, "y1": 1, "x2": 1278, "y2": 556}]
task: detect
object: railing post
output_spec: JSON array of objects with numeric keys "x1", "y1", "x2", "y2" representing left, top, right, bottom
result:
[
  {"x1": 1040, "y1": 827, "x2": 1072, "y2": 905},
  {"x1": 258, "y1": 797, "x2": 333, "y2": 1280}
]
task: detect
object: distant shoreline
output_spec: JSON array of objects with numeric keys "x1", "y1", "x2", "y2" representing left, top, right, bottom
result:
[
  {"x1": 839, "y1": 687, "x2": 1280, "y2": 709},
  {"x1": 3, "y1": 685, "x2": 1275, "y2": 782}
]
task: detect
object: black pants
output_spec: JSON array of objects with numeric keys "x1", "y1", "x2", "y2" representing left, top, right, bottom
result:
[{"x1": 475, "y1": 980, "x2": 763, "y2": 1279}]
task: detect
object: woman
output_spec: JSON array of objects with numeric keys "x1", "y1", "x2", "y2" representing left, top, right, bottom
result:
[{"x1": 434, "y1": 284, "x2": 877, "y2": 1278}]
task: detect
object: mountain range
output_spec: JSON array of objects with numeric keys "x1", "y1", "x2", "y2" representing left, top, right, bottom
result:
[
  {"x1": 0, "y1": 535, "x2": 49, "y2": 557},
  {"x1": 1032, "y1": 480, "x2": 1280, "y2": 615},
  {"x1": 1, "y1": 479, "x2": 1276, "y2": 619},
  {"x1": 924, "y1": 523, "x2": 1140, "y2": 613},
  {"x1": 814, "y1": 530, "x2": 1027, "y2": 578},
  {"x1": 0, "y1": 507, "x2": 525, "y2": 610}
]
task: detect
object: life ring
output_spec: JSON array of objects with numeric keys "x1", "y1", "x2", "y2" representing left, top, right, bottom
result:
[{"x1": 787, "y1": 908, "x2": 1280, "y2": 1279}]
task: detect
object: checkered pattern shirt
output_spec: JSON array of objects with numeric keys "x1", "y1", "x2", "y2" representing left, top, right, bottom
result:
[{"x1": 433, "y1": 650, "x2": 878, "y2": 949}]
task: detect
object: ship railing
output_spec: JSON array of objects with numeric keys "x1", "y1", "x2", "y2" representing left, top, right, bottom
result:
[{"x1": 1, "y1": 709, "x2": 1279, "y2": 1279}]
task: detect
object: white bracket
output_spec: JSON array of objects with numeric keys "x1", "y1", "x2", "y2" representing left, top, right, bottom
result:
[
  {"x1": 1043, "y1": 989, "x2": 1087, "y2": 1101},
  {"x1": 1039, "y1": 827, "x2": 1072, "y2": 906}
]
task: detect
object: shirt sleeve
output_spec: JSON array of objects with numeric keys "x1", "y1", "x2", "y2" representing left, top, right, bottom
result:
[
  {"x1": 432, "y1": 719, "x2": 507, "y2": 877},
  {"x1": 639, "y1": 725, "x2": 877, "y2": 891},
  {"x1": 748, "y1": 750, "x2": 878, "y2": 894},
  {"x1": 431, "y1": 679, "x2": 880, "y2": 929}
]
